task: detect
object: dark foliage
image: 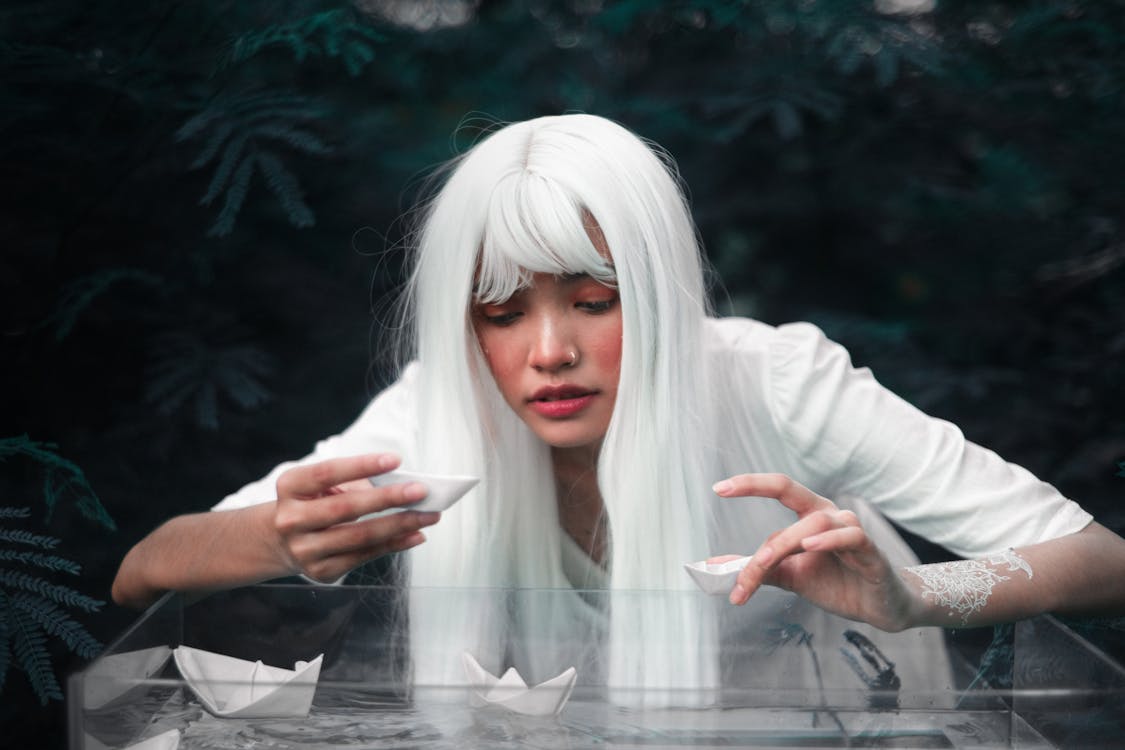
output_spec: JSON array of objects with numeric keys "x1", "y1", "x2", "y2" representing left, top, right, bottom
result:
[{"x1": 3, "y1": 1, "x2": 1124, "y2": 746}]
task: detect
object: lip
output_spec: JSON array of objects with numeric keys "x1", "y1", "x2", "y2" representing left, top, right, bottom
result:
[{"x1": 527, "y1": 385, "x2": 598, "y2": 419}]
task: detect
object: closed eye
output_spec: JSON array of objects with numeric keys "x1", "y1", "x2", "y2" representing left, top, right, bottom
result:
[
  {"x1": 477, "y1": 307, "x2": 521, "y2": 326},
  {"x1": 577, "y1": 298, "x2": 617, "y2": 314}
]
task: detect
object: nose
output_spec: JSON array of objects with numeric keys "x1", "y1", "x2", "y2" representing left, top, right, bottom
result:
[{"x1": 529, "y1": 313, "x2": 577, "y2": 372}]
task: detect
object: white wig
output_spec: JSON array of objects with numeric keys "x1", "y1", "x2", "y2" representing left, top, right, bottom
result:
[{"x1": 399, "y1": 114, "x2": 722, "y2": 704}]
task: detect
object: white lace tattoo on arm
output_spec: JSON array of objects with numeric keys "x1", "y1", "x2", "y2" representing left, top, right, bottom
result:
[{"x1": 904, "y1": 549, "x2": 1033, "y2": 625}]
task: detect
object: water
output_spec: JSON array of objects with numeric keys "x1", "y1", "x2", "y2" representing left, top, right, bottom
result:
[{"x1": 81, "y1": 685, "x2": 1045, "y2": 749}]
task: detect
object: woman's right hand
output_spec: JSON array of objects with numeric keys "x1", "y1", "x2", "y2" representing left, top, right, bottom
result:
[{"x1": 273, "y1": 453, "x2": 441, "y2": 582}]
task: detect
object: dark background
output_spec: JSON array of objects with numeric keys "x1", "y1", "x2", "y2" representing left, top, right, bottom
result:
[{"x1": 3, "y1": 1, "x2": 1124, "y2": 747}]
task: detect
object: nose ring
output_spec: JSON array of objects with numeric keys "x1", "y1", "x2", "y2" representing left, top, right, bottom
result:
[{"x1": 568, "y1": 350, "x2": 578, "y2": 366}]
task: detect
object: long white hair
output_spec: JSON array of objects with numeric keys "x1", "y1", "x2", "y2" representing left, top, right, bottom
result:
[{"x1": 398, "y1": 114, "x2": 722, "y2": 703}]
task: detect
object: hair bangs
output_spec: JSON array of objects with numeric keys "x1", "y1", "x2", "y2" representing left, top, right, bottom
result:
[{"x1": 474, "y1": 173, "x2": 615, "y2": 304}]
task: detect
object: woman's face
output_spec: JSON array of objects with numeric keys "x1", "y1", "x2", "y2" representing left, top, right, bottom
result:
[{"x1": 472, "y1": 265, "x2": 622, "y2": 454}]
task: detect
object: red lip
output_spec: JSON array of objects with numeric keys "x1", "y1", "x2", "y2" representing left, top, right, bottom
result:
[{"x1": 528, "y1": 385, "x2": 598, "y2": 418}]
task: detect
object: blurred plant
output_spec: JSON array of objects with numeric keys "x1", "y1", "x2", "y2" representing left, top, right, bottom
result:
[
  {"x1": 222, "y1": 8, "x2": 386, "y2": 76},
  {"x1": 0, "y1": 438, "x2": 114, "y2": 705},
  {"x1": 143, "y1": 331, "x2": 276, "y2": 430},
  {"x1": 0, "y1": 436, "x2": 115, "y2": 530},
  {"x1": 175, "y1": 92, "x2": 333, "y2": 237},
  {"x1": 41, "y1": 268, "x2": 163, "y2": 342}
]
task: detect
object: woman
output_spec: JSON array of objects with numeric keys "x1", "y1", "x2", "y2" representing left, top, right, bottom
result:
[{"x1": 113, "y1": 114, "x2": 1125, "y2": 700}]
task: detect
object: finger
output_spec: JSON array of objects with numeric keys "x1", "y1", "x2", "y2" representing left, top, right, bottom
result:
[
  {"x1": 289, "y1": 510, "x2": 441, "y2": 564},
  {"x1": 713, "y1": 473, "x2": 833, "y2": 516},
  {"x1": 800, "y1": 510, "x2": 865, "y2": 551},
  {"x1": 706, "y1": 554, "x2": 745, "y2": 564},
  {"x1": 276, "y1": 480, "x2": 430, "y2": 533},
  {"x1": 302, "y1": 530, "x2": 428, "y2": 582},
  {"x1": 730, "y1": 510, "x2": 841, "y2": 605},
  {"x1": 277, "y1": 453, "x2": 401, "y2": 499},
  {"x1": 802, "y1": 519, "x2": 888, "y2": 582}
]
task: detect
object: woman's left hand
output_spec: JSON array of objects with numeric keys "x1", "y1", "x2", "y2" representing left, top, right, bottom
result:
[{"x1": 713, "y1": 473, "x2": 921, "y2": 632}]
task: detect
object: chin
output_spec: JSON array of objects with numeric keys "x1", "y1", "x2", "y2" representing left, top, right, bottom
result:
[{"x1": 532, "y1": 424, "x2": 606, "y2": 451}]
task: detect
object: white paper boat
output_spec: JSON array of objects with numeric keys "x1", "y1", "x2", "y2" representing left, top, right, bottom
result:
[
  {"x1": 683, "y1": 555, "x2": 753, "y2": 595},
  {"x1": 361, "y1": 469, "x2": 479, "y2": 519},
  {"x1": 83, "y1": 645, "x2": 173, "y2": 710},
  {"x1": 173, "y1": 646, "x2": 322, "y2": 718},
  {"x1": 461, "y1": 652, "x2": 576, "y2": 717},
  {"x1": 123, "y1": 729, "x2": 181, "y2": 750},
  {"x1": 83, "y1": 728, "x2": 180, "y2": 750}
]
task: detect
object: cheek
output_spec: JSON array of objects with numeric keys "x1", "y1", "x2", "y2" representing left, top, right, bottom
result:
[
  {"x1": 591, "y1": 320, "x2": 623, "y2": 387},
  {"x1": 475, "y1": 328, "x2": 522, "y2": 396}
]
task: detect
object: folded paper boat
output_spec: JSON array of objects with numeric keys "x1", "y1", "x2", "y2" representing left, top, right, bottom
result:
[
  {"x1": 362, "y1": 469, "x2": 480, "y2": 519},
  {"x1": 83, "y1": 645, "x2": 172, "y2": 710},
  {"x1": 683, "y1": 555, "x2": 753, "y2": 595},
  {"x1": 83, "y1": 728, "x2": 180, "y2": 750},
  {"x1": 461, "y1": 652, "x2": 576, "y2": 717},
  {"x1": 173, "y1": 646, "x2": 322, "y2": 718}
]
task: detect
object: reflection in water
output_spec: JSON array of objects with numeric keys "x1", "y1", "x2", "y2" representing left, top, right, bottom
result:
[{"x1": 82, "y1": 686, "x2": 1034, "y2": 749}]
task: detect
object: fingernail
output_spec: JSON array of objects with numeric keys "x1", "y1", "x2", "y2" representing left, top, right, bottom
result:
[
  {"x1": 712, "y1": 480, "x2": 732, "y2": 495},
  {"x1": 730, "y1": 585, "x2": 746, "y2": 605},
  {"x1": 379, "y1": 454, "x2": 399, "y2": 470},
  {"x1": 417, "y1": 512, "x2": 440, "y2": 525},
  {"x1": 403, "y1": 482, "x2": 428, "y2": 501}
]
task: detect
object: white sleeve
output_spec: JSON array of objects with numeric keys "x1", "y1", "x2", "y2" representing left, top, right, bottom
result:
[
  {"x1": 765, "y1": 322, "x2": 1092, "y2": 558},
  {"x1": 211, "y1": 363, "x2": 420, "y2": 511}
]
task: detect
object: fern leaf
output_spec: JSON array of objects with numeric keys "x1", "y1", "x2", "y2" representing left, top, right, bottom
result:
[
  {"x1": 174, "y1": 106, "x2": 227, "y2": 143},
  {"x1": 190, "y1": 119, "x2": 237, "y2": 169},
  {"x1": 10, "y1": 606, "x2": 63, "y2": 704},
  {"x1": 195, "y1": 381, "x2": 219, "y2": 430},
  {"x1": 200, "y1": 132, "x2": 251, "y2": 206},
  {"x1": 343, "y1": 40, "x2": 376, "y2": 77},
  {"x1": 0, "y1": 550, "x2": 80, "y2": 575},
  {"x1": 44, "y1": 268, "x2": 162, "y2": 341},
  {"x1": 0, "y1": 508, "x2": 30, "y2": 520},
  {"x1": 255, "y1": 151, "x2": 314, "y2": 228},
  {"x1": 208, "y1": 153, "x2": 255, "y2": 238},
  {"x1": 214, "y1": 353, "x2": 276, "y2": 411},
  {"x1": 0, "y1": 569, "x2": 103, "y2": 613},
  {"x1": 143, "y1": 334, "x2": 275, "y2": 427},
  {"x1": 251, "y1": 124, "x2": 332, "y2": 155},
  {"x1": 224, "y1": 9, "x2": 383, "y2": 75},
  {"x1": 44, "y1": 467, "x2": 116, "y2": 531},
  {"x1": 0, "y1": 437, "x2": 114, "y2": 530},
  {"x1": 0, "y1": 528, "x2": 60, "y2": 550},
  {"x1": 11, "y1": 592, "x2": 101, "y2": 659}
]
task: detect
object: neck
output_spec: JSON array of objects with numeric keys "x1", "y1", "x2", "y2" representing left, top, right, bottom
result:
[{"x1": 551, "y1": 444, "x2": 607, "y2": 565}]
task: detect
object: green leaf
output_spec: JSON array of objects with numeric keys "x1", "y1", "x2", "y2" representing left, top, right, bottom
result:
[
  {"x1": 9, "y1": 606, "x2": 63, "y2": 705},
  {"x1": 0, "y1": 569, "x2": 103, "y2": 613},
  {"x1": 0, "y1": 550, "x2": 81, "y2": 576},
  {"x1": 256, "y1": 151, "x2": 315, "y2": 228},
  {"x1": 208, "y1": 153, "x2": 255, "y2": 237},
  {"x1": 0, "y1": 437, "x2": 114, "y2": 530},
  {"x1": 11, "y1": 592, "x2": 101, "y2": 660}
]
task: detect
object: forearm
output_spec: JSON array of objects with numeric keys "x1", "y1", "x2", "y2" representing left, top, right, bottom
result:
[
  {"x1": 112, "y1": 502, "x2": 293, "y2": 609},
  {"x1": 901, "y1": 522, "x2": 1125, "y2": 629}
]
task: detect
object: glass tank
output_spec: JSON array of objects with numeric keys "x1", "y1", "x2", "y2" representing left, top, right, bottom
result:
[{"x1": 70, "y1": 584, "x2": 1125, "y2": 749}]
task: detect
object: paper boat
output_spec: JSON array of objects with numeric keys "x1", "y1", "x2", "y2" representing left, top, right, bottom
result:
[
  {"x1": 461, "y1": 652, "x2": 576, "y2": 717},
  {"x1": 362, "y1": 469, "x2": 479, "y2": 519},
  {"x1": 83, "y1": 728, "x2": 180, "y2": 750},
  {"x1": 684, "y1": 555, "x2": 753, "y2": 595},
  {"x1": 83, "y1": 645, "x2": 173, "y2": 710},
  {"x1": 128, "y1": 730, "x2": 180, "y2": 750},
  {"x1": 173, "y1": 646, "x2": 322, "y2": 718}
]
